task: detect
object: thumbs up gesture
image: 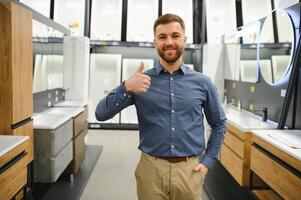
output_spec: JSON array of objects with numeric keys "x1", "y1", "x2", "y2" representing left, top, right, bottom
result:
[{"x1": 124, "y1": 62, "x2": 151, "y2": 94}]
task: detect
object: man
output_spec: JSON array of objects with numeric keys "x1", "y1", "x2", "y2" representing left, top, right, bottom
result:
[{"x1": 95, "y1": 13, "x2": 226, "y2": 200}]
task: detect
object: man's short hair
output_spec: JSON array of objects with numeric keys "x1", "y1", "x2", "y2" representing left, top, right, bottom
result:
[{"x1": 153, "y1": 13, "x2": 185, "y2": 35}]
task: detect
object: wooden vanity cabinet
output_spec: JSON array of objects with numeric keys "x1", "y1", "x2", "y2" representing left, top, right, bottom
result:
[
  {"x1": 250, "y1": 134, "x2": 301, "y2": 200},
  {"x1": 0, "y1": 2, "x2": 33, "y2": 164},
  {"x1": 220, "y1": 123, "x2": 252, "y2": 186},
  {"x1": 65, "y1": 106, "x2": 88, "y2": 174},
  {"x1": 0, "y1": 141, "x2": 28, "y2": 200}
]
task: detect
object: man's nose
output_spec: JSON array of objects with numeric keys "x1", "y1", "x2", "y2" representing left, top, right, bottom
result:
[{"x1": 165, "y1": 36, "x2": 174, "y2": 45}]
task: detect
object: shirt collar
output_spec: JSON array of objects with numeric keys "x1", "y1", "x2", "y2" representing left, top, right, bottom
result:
[{"x1": 155, "y1": 62, "x2": 188, "y2": 75}]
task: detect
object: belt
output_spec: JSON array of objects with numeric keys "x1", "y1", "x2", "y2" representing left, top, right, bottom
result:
[{"x1": 157, "y1": 156, "x2": 188, "y2": 163}]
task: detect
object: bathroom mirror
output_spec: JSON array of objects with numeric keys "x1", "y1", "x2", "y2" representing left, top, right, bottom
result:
[
  {"x1": 33, "y1": 20, "x2": 48, "y2": 93},
  {"x1": 46, "y1": 27, "x2": 64, "y2": 90},
  {"x1": 258, "y1": 8, "x2": 294, "y2": 85},
  {"x1": 32, "y1": 20, "x2": 66, "y2": 93}
]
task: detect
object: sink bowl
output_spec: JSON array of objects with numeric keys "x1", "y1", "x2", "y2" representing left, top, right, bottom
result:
[
  {"x1": 45, "y1": 107, "x2": 84, "y2": 117},
  {"x1": 226, "y1": 113, "x2": 277, "y2": 131},
  {"x1": 33, "y1": 113, "x2": 70, "y2": 129}
]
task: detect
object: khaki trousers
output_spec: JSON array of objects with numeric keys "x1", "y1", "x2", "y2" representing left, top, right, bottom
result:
[{"x1": 135, "y1": 152, "x2": 205, "y2": 200}]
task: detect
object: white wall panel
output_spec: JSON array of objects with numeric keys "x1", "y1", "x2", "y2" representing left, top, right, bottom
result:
[
  {"x1": 206, "y1": 0, "x2": 237, "y2": 44},
  {"x1": 89, "y1": 54, "x2": 122, "y2": 123},
  {"x1": 64, "y1": 36, "x2": 90, "y2": 103},
  {"x1": 202, "y1": 44, "x2": 225, "y2": 100},
  {"x1": 127, "y1": 0, "x2": 158, "y2": 42},
  {"x1": 54, "y1": 0, "x2": 85, "y2": 36},
  {"x1": 239, "y1": 60, "x2": 258, "y2": 83},
  {"x1": 120, "y1": 58, "x2": 154, "y2": 124},
  {"x1": 90, "y1": 0, "x2": 123, "y2": 40},
  {"x1": 224, "y1": 44, "x2": 240, "y2": 81},
  {"x1": 162, "y1": 0, "x2": 193, "y2": 44}
]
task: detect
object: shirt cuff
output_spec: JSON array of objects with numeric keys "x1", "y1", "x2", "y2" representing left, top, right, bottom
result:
[
  {"x1": 115, "y1": 84, "x2": 132, "y2": 103},
  {"x1": 200, "y1": 155, "x2": 216, "y2": 169}
]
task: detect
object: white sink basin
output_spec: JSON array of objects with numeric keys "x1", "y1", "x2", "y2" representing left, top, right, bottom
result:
[
  {"x1": 33, "y1": 113, "x2": 70, "y2": 129},
  {"x1": 45, "y1": 107, "x2": 84, "y2": 117},
  {"x1": 268, "y1": 131, "x2": 301, "y2": 149},
  {"x1": 54, "y1": 100, "x2": 87, "y2": 107},
  {"x1": 224, "y1": 105, "x2": 278, "y2": 131},
  {"x1": 0, "y1": 135, "x2": 29, "y2": 157}
]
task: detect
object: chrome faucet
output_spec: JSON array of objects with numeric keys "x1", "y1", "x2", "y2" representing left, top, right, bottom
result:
[{"x1": 254, "y1": 107, "x2": 268, "y2": 122}]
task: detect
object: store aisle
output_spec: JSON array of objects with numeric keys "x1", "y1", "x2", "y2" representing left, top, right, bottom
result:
[{"x1": 80, "y1": 130, "x2": 210, "y2": 200}]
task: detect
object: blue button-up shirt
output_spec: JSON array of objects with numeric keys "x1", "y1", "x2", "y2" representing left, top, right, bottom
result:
[{"x1": 95, "y1": 63, "x2": 227, "y2": 168}]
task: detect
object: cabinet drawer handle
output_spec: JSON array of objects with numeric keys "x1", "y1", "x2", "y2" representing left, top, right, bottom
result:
[
  {"x1": 0, "y1": 151, "x2": 27, "y2": 174},
  {"x1": 11, "y1": 118, "x2": 33, "y2": 129}
]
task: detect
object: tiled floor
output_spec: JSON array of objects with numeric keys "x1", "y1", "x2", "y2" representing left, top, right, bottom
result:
[{"x1": 80, "y1": 129, "x2": 210, "y2": 200}]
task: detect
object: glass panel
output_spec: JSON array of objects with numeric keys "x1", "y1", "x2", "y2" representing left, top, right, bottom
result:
[
  {"x1": 53, "y1": 0, "x2": 85, "y2": 36},
  {"x1": 89, "y1": 54, "x2": 122, "y2": 123},
  {"x1": 162, "y1": 0, "x2": 193, "y2": 44},
  {"x1": 127, "y1": 0, "x2": 158, "y2": 42},
  {"x1": 90, "y1": 0, "x2": 123, "y2": 40}
]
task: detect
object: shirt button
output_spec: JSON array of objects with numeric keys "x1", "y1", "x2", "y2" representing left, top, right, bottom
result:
[
  {"x1": 171, "y1": 145, "x2": 174, "y2": 149},
  {"x1": 172, "y1": 128, "x2": 175, "y2": 131},
  {"x1": 171, "y1": 93, "x2": 174, "y2": 96},
  {"x1": 123, "y1": 93, "x2": 127, "y2": 96},
  {"x1": 116, "y1": 103, "x2": 119, "y2": 106},
  {"x1": 170, "y1": 77, "x2": 173, "y2": 80},
  {"x1": 171, "y1": 110, "x2": 174, "y2": 113}
]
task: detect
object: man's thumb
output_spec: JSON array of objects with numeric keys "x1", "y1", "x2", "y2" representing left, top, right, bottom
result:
[{"x1": 135, "y1": 62, "x2": 144, "y2": 73}]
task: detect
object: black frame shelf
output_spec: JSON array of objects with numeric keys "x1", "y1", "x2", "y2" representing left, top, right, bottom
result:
[{"x1": 90, "y1": 40, "x2": 202, "y2": 50}]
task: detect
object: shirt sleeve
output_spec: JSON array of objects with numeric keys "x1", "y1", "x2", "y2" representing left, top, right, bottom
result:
[
  {"x1": 95, "y1": 84, "x2": 134, "y2": 121},
  {"x1": 200, "y1": 79, "x2": 227, "y2": 169}
]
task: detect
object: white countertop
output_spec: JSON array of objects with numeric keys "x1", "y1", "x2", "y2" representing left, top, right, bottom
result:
[
  {"x1": 223, "y1": 104, "x2": 278, "y2": 132},
  {"x1": 251, "y1": 130, "x2": 301, "y2": 161},
  {"x1": 33, "y1": 107, "x2": 84, "y2": 129},
  {"x1": 0, "y1": 135, "x2": 29, "y2": 157},
  {"x1": 54, "y1": 100, "x2": 87, "y2": 107}
]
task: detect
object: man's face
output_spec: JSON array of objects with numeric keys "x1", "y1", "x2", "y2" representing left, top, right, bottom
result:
[{"x1": 154, "y1": 22, "x2": 187, "y2": 64}]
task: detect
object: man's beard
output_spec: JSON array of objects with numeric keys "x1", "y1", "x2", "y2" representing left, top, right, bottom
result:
[{"x1": 157, "y1": 45, "x2": 184, "y2": 64}]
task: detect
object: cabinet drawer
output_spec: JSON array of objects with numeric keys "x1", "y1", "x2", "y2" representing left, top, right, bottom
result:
[
  {"x1": 224, "y1": 131, "x2": 245, "y2": 159},
  {"x1": 13, "y1": 121, "x2": 33, "y2": 164},
  {"x1": 0, "y1": 152, "x2": 27, "y2": 200},
  {"x1": 34, "y1": 119, "x2": 73, "y2": 158},
  {"x1": 66, "y1": 127, "x2": 87, "y2": 174},
  {"x1": 74, "y1": 106, "x2": 88, "y2": 137},
  {"x1": 251, "y1": 146, "x2": 301, "y2": 200},
  {"x1": 221, "y1": 144, "x2": 249, "y2": 186}
]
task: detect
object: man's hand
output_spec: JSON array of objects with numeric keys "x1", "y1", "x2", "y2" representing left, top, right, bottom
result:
[
  {"x1": 194, "y1": 163, "x2": 208, "y2": 176},
  {"x1": 124, "y1": 62, "x2": 151, "y2": 94}
]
